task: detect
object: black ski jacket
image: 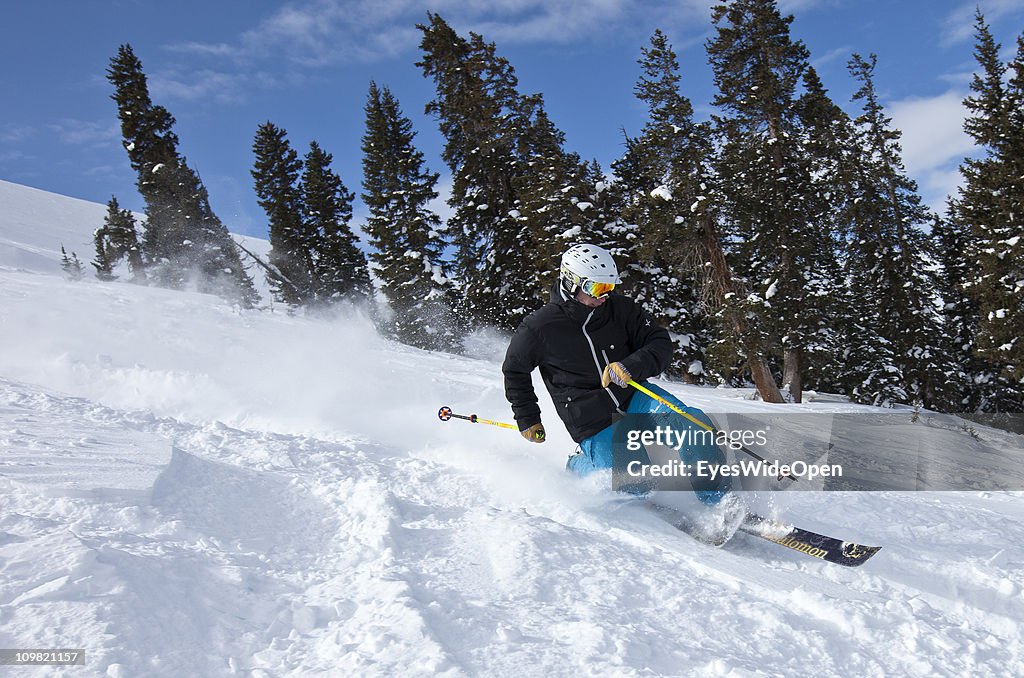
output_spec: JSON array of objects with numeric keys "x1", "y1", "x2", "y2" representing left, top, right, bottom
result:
[{"x1": 502, "y1": 284, "x2": 674, "y2": 442}]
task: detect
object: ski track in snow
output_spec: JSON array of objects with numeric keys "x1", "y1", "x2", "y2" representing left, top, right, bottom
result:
[{"x1": 1, "y1": 179, "x2": 1023, "y2": 676}]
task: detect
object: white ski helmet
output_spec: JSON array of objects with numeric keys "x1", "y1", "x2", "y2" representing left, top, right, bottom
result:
[{"x1": 559, "y1": 244, "x2": 621, "y2": 298}]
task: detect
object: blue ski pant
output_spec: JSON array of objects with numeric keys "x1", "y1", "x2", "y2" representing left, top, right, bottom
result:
[{"x1": 566, "y1": 382, "x2": 730, "y2": 504}]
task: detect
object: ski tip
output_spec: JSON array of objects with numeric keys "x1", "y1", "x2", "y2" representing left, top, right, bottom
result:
[
  {"x1": 834, "y1": 543, "x2": 882, "y2": 567},
  {"x1": 741, "y1": 513, "x2": 882, "y2": 567}
]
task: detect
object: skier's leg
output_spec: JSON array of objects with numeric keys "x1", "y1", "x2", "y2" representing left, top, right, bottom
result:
[
  {"x1": 566, "y1": 423, "x2": 616, "y2": 476},
  {"x1": 627, "y1": 382, "x2": 732, "y2": 504},
  {"x1": 567, "y1": 419, "x2": 653, "y2": 496},
  {"x1": 565, "y1": 444, "x2": 592, "y2": 475}
]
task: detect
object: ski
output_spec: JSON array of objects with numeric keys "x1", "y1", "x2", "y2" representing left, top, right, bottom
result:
[
  {"x1": 643, "y1": 501, "x2": 882, "y2": 566},
  {"x1": 739, "y1": 513, "x2": 882, "y2": 567},
  {"x1": 645, "y1": 500, "x2": 747, "y2": 547}
]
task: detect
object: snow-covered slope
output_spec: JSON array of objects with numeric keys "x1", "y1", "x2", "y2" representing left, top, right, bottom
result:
[
  {"x1": 0, "y1": 179, "x2": 273, "y2": 302},
  {"x1": 1, "y1": 182, "x2": 1022, "y2": 676}
]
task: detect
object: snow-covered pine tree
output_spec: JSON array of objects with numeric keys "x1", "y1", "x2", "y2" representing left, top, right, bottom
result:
[
  {"x1": 844, "y1": 53, "x2": 956, "y2": 409},
  {"x1": 91, "y1": 197, "x2": 133, "y2": 282},
  {"x1": 613, "y1": 29, "x2": 712, "y2": 380},
  {"x1": 107, "y1": 44, "x2": 256, "y2": 306},
  {"x1": 104, "y1": 197, "x2": 146, "y2": 283},
  {"x1": 251, "y1": 122, "x2": 313, "y2": 306},
  {"x1": 92, "y1": 197, "x2": 139, "y2": 282},
  {"x1": 92, "y1": 226, "x2": 116, "y2": 282},
  {"x1": 417, "y1": 13, "x2": 538, "y2": 329},
  {"x1": 178, "y1": 165, "x2": 260, "y2": 307},
  {"x1": 574, "y1": 159, "x2": 637, "y2": 270},
  {"x1": 361, "y1": 82, "x2": 458, "y2": 350},
  {"x1": 60, "y1": 245, "x2": 84, "y2": 281},
  {"x1": 106, "y1": 45, "x2": 179, "y2": 282},
  {"x1": 707, "y1": 0, "x2": 834, "y2": 402},
  {"x1": 792, "y1": 66, "x2": 858, "y2": 393},
  {"x1": 948, "y1": 12, "x2": 1024, "y2": 412},
  {"x1": 933, "y1": 214, "x2": 979, "y2": 410},
  {"x1": 302, "y1": 141, "x2": 372, "y2": 305},
  {"x1": 513, "y1": 102, "x2": 595, "y2": 298}
]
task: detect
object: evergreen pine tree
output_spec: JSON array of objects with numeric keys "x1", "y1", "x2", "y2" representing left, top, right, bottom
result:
[
  {"x1": 106, "y1": 45, "x2": 180, "y2": 281},
  {"x1": 361, "y1": 82, "x2": 458, "y2": 349},
  {"x1": 92, "y1": 225, "x2": 116, "y2": 281},
  {"x1": 92, "y1": 197, "x2": 146, "y2": 283},
  {"x1": 60, "y1": 245, "x2": 84, "y2": 281},
  {"x1": 792, "y1": 66, "x2": 857, "y2": 393},
  {"x1": 251, "y1": 121, "x2": 313, "y2": 305},
  {"x1": 613, "y1": 30, "x2": 712, "y2": 380},
  {"x1": 933, "y1": 215, "x2": 979, "y2": 410},
  {"x1": 303, "y1": 141, "x2": 372, "y2": 304},
  {"x1": 949, "y1": 12, "x2": 1024, "y2": 412},
  {"x1": 514, "y1": 102, "x2": 595, "y2": 298},
  {"x1": 417, "y1": 13, "x2": 540, "y2": 329},
  {"x1": 707, "y1": 0, "x2": 831, "y2": 401},
  {"x1": 574, "y1": 159, "x2": 638, "y2": 267},
  {"x1": 107, "y1": 43, "x2": 256, "y2": 306},
  {"x1": 844, "y1": 53, "x2": 955, "y2": 409},
  {"x1": 111, "y1": 199, "x2": 146, "y2": 283},
  {"x1": 180, "y1": 166, "x2": 260, "y2": 306}
]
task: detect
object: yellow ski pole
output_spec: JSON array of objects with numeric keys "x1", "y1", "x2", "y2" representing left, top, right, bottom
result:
[
  {"x1": 629, "y1": 380, "x2": 715, "y2": 432},
  {"x1": 437, "y1": 406, "x2": 545, "y2": 440},
  {"x1": 627, "y1": 380, "x2": 790, "y2": 478}
]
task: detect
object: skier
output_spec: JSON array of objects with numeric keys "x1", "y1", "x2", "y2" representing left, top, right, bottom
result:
[{"x1": 501, "y1": 243, "x2": 731, "y2": 505}]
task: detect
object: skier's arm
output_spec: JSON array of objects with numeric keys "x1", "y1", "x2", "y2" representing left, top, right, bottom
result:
[
  {"x1": 502, "y1": 323, "x2": 543, "y2": 432},
  {"x1": 618, "y1": 301, "x2": 673, "y2": 381}
]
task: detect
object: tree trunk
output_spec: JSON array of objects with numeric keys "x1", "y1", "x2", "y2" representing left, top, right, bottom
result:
[
  {"x1": 783, "y1": 347, "x2": 802, "y2": 403},
  {"x1": 749, "y1": 359, "x2": 785, "y2": 404},
  {"x1": 698, "y1": 215, "x2": 785, "y2": 404}
]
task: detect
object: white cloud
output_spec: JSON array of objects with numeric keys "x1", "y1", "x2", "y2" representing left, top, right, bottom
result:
[
  {"x1": 151, "y1": 68, "x2": 251, "y2": 105},
  {"x1": 170, "y1": 0, "x2": 711, "y2": 69},
  {"x1": 82, "y1": 164, "x2": 122, "y2": 179},
  {"x1": 941, "y1": 0, "x2": 1024, "y2": 45},
  {"x1": 921, "y1": 167, "x2": 966, "y2": 211},
  {"x1": 888, "y1": 90, "x2": 972, "y2": 175},
  {"x1": 0, "y1": 125, "x2": 37, "y2": 144},
  {"x1": 778, "y1": 0, "x2": 840, "y2": 13},
  {"x1": 201, "y1": 0, "x2": 427, "y2": 66},
  {"x1": 155, "y1": 0, "x2": 693, "y2": 107},
  {"x1": 937, "y1": 68, "x2": 976, "y2": 87},
  {"x1": 453, "y1": 0, "x2": 636, "y2": 44},
  {"x1": 0, "y1": 150, "x2": 32, "y2": 163},
  {"x1": 47, "y1": 120, "x2": 120, "y2": 147},
  {"x1": 811, "y1": 45, "x2": 852, "y2": 70},
  {"x1": 165, "y1": 42, "x2": 240, "y2": 58},
  {"x1": 887, "y1": 90, "x2": 975, "y2": 212}
]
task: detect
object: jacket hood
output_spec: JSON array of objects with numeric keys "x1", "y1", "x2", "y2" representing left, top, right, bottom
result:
[{"x1": 550, "y1": 280, "x2": 569, "y2": 304}]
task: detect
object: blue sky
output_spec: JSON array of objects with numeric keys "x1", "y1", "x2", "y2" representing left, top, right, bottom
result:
[{"x1": 2, "y1": 0, "x2": 1023, "y2": 238}]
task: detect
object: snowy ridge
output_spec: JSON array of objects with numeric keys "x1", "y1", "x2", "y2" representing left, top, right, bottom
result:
[
  {"x1": 1, "y1": 182, "x2": 1023, "y2": 676},
  {"x1": 0, "y1": 179, "x2": 273, "y2": 302}
]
